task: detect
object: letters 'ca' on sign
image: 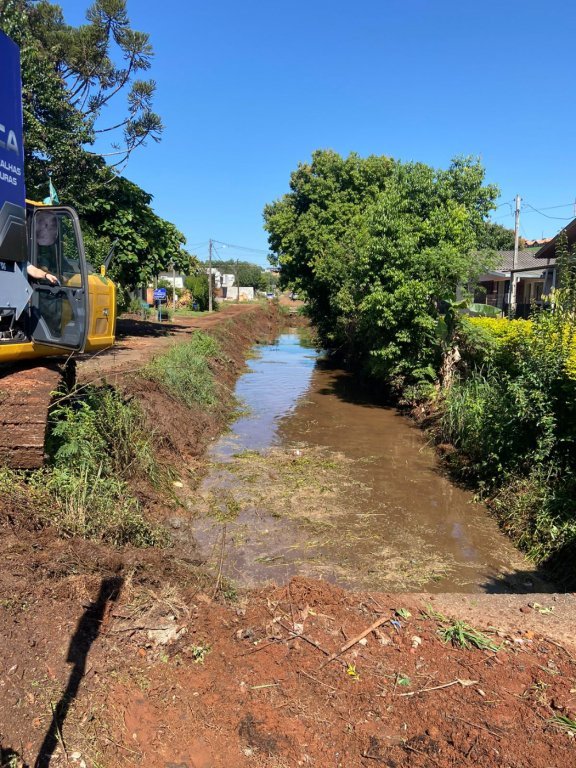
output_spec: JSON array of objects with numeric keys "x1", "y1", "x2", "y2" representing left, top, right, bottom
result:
[{"x1": 153, "y1": 288, "x2": 167, "y2": 300}]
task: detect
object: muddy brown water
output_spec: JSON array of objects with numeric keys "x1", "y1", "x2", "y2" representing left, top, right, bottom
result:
[{"x1": 191, "y1": 329, "x2": 549, "y2": 593}]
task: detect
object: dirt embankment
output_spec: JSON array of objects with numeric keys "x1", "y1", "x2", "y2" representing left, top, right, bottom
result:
[{"x1": 1, "y1": 304, "x2": 576, "y2": 768}]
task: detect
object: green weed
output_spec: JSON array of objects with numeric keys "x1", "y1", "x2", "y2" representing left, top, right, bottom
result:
[
  {"x1": 548, "y1": 715, "x2": 576, "y2": 735},
  {"x1": 49, "y1": 385, "x2": 167, "y2": 486},
  {"x1": 141, "y1": 331, "x2": 222, "y2": 409},
  {"x1": 425, "y1": 607, "x2": 501, "y2": 651},
  {"x1": 189, "y1": 643, "x2": 211, "y2": 664},
  {"x1": 31, "y1": 465, "x2": 168, "y2": 547}
]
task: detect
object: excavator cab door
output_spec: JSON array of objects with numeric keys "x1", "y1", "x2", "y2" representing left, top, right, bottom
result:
[{"x1": 29, "y1": 206, "x2": 89, "y2": 351}]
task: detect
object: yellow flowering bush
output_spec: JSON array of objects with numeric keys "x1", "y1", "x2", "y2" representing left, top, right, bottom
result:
[{"x1": 465, "y1": 316, "x2": 576, "y2": 380}]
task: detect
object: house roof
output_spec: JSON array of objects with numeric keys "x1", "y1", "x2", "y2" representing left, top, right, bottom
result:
[
  {"x1": 492, "y1": 249, "x2": 555, "y2": 272},
  {"x1": 535, "y1": 217, "x2": 576, "y2": 261}
]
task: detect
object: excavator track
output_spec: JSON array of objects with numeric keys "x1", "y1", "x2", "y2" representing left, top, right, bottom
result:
[{"x1": 0, "y1": 360, "x2": 74, "y2": 469}]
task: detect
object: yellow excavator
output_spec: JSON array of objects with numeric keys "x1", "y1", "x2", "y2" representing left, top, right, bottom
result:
[{"x1": 0, "y1": 30, "x2": 117, "y2": 468}]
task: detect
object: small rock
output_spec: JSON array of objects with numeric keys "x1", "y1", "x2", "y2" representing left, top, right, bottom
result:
[
  {"x1": 168, "y1": 516, "x2": 184, "y2": 530},
  {"x1": 173, "y1": 481, "x2": 184, "y2": 488}
]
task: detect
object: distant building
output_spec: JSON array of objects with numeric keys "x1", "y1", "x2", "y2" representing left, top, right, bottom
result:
[
  {"x1": 222, "y1": 286, "x2": 254, "y2": 301},
  {"x1": 475, "y1": 249, "x2": 556, "y2": 318},
  {"x1": 158, "y1": 272, "x2": 185, "y2": 289}
]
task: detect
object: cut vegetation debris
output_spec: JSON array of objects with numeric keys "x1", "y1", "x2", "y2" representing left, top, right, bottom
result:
[
  {"x1": 548, "y1": 714, "x2": 576, "y2": 735},
  {"x1": 191, "y1": 445, "x2": 456, "y2": 589}
]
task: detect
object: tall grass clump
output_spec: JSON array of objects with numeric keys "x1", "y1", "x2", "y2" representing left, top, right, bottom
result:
[
  {"x1": 30, "y1": 466, "x2": 167, "y2": 546},
  {"x1": 141, "y1": 331, "x2": 221, "y2": 409},
  {"x1": 41, "y1": 385, "x2": 169, "y2": 547}
]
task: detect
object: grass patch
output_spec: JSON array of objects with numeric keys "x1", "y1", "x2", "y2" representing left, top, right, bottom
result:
[
  {"x1": 49, "y1": 385, "x2": 167, "y2": 486},
  {"x1": 0, "y1": 384, "x2": 171, "y2": 547},
  {"x1": 30, "y1": 466, "x2": 167, "y2": 546},
  {"x1": 548, "y1": 715, "x2": 576, "y2": 735},
  {"x1": 141, "y1": 331, "x2": 222, "y2": 409},
  {"x1": 425, "y1": 607, "x2": 501, "y2": 651}
]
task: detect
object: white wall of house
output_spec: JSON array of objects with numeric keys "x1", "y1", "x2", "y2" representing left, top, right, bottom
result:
[
  {"x1": 223, "y1": 286, "x2": 255, "y2": 301},
  {"x1": 158, "y1": 272, "x2": 185, "y2": 289}
]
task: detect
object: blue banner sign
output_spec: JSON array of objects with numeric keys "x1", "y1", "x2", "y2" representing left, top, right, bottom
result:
[
  {"x1": 0, "y1": 31, "x2": 26, "y2": 262},
  {"x1": 153, "y1": 288, "x2": 167, "y2": 300}
]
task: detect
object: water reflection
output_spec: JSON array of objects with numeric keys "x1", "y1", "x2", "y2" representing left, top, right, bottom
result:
[{"x1": 211, "y1": 333, "x2": 319, "y2": 459}]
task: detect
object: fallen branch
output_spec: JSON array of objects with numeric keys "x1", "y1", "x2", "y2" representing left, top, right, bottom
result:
[
  {"x1": 403, "y1": 743, "x2": 443, "y2": 767},
  {"x1": 319, "y1": 615, "x2": 391, "y2": 669},
  {"x1": 448, "y1": 714, "x2": 504, "y2": 738},
  {"x1": 399, "y1": 678, "x2": 478, "y2": 697},
  {"x1": 278, "y1": 621, "x2": 330, "y2": 656},
  {"x1": 211, "y1": 522, "x2": 227, "y2": 600}
]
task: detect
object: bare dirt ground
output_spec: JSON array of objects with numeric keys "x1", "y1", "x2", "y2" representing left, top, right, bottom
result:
[{"x1": 1, "y1": 303, "x2": 575, "y2": 768}]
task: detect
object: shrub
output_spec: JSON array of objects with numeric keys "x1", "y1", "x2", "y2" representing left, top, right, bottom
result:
[
  {"x1": 41, "y1": 385, "x2": 170, "y2": 547},
  {"x1": 49, "y1": 386, "x2": 165, "y2": 486}
]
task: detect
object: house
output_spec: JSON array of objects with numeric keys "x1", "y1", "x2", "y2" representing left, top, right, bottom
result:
[
  {"x1": 158, "y1": 271, "x2": 185, "y2": 289},
  {"x1": 533, "y1": 216, "x2": 576, "y2": 264},
  {"x1": 475, "y1": 248, "x2": 557, "y2": 318},
  {"x1": 221, "y1": 286, "x2": 255, "y2": 301}
]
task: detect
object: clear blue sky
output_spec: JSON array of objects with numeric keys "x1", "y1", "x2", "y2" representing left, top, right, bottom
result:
[{"x1": 57, "y1": 0, "x2": 576, "y2": 263}]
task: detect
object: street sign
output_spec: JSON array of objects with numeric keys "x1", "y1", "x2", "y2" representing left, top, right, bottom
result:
[{"x1": 153, "y1": 288, "x2": 167, "y2": 301}]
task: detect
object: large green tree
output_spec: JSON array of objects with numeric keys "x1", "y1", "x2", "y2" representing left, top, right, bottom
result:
[
  {"x1": 264, "y1": 150, "x2": 498, "y2": 395},
  {"x1": 0, "y1": 0, "x2": 189, "y2": 296},
  {"x1": 80, "y1": 176, "x2": 195, "y2": 291},
  {"x1": 0, "y1": 0, "x2": 162, "y2": 198}
]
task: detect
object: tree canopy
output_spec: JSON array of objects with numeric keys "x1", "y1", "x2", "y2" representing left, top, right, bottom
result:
[
  {"x1": 264, "y1": 150, "x2": 499, "y2": 396},
  {"x1": 0, "y1": 0, "x2": 189, "y2": 299}
]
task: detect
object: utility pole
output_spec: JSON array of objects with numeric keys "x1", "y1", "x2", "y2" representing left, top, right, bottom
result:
[
  {"x1": 208, "y1": 238, "x2": 213, "y2": 313},
  {"x1": 235, "y1": 258, "x2": 240, "y2": 303},
  {"x1": 510, "y1": 194, "x2": 521, "y2": 317}
]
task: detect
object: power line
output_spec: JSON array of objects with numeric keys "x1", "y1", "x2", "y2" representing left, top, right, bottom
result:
[
  {"x1": 212, "y1": 239, "x2": 269, "y2": 255},
  {"x1": 528, "y1": 203, "x2": 573, "y2": 212},
  {"x1": 523, "y1": 202, "x2": 574, "y2": 221}
]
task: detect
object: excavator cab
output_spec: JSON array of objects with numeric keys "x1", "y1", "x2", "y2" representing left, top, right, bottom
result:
[
  {"x1": 0, "y1": 200, "x2": 117, "y2": 363},
  {"x1": 28, "y1": 204, "x2": 89, "y2": 351}
]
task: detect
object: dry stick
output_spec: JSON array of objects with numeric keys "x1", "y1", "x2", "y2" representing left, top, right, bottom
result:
[
  {"x1": 399, "y1": 678, "x2": 478, "y2": 697},
  {"x1": 299, "y1": 669, "x2": 342, "y2": 693},
  {"x1": 277, "y1": 620, "x2": 330, "y2": 657},
  {"x1": 360, "y1": 751, "x2": 386, "y2": 763},
  {"x1": 546, "y1": 639, "x2": 576, "y2": 662},
  {"x1": 403, "y1": 743, "x2": 443, "y2": 768},
  {"x1": 319, "y1": 615, "x2": 391, "y2": 669},
  {"x1": 50, "y1": 701, "x2": 69, "y2": 765},
  {"x1": 448, "y1": 714, "x2": 503, "y2": 738},
  {"x1": 236, "y1": 639, "x2": 280, "y2": 658},
  {"x1": 211, "y1": 523, "x2": 227, "y2": 600},
  {"x1": 287, "y1": 581, "x2": 297, "y2": 632}
]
